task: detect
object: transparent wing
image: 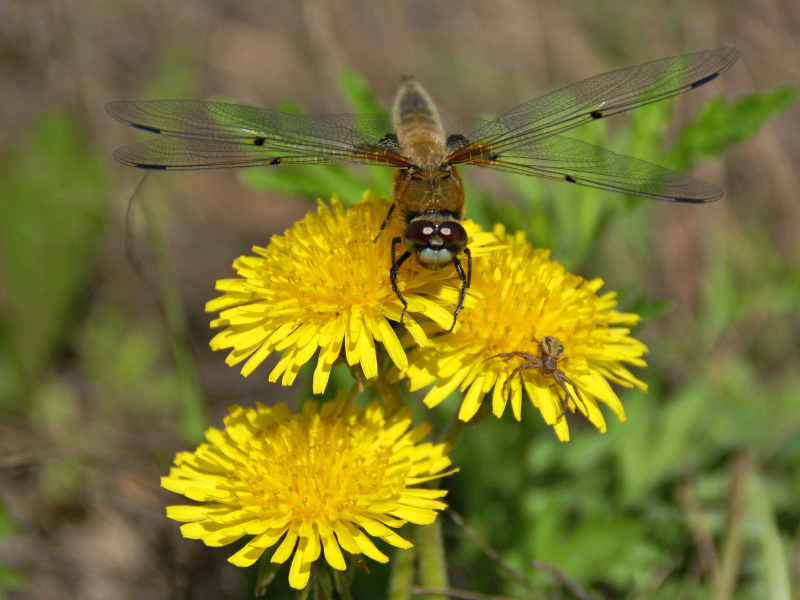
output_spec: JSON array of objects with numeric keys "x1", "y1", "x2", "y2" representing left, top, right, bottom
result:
[
  {"x1": 445, "y1": 48, "x2": 737, "y2": 201},
  {"x1": 473, "y1": 134, "x2": 722, "y2": 202},
  {"x1": 106, "y1": 100, "x2": 408, "y2": 170}
]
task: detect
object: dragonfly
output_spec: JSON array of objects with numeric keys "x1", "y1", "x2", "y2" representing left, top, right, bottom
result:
[{"x1": 107, "y1": 47, "x2": 738, "y2": 329}]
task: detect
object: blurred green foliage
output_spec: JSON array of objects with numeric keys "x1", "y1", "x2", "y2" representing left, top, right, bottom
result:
[
  {"x1": 0, "y1": 112, "x2": 203, "y2": 593},
  {"x1": 0, "y1": 109, "x2": 203, "y2": 433},
  {"x1": 0, "y1": 503, "x2": 23, "y2": 597},
  {"x1": 0, "y1": 113, "x2": 106, "y2": 408}
]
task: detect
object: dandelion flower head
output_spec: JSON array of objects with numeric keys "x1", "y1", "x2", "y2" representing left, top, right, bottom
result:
[
  {"x1": 206, "y1": 191, "x2": 498, "y2": 394},
  {"x1": 402, "y1": 224, "x2": 648, "y2": 441},
  {"x1": 162, "y1": 394, "x2": 456, "y2": 589}
]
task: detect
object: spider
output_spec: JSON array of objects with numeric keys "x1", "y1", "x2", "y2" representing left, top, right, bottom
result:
[{"x1": 488, "y1": 336, "x2": 587, "y2": 418}]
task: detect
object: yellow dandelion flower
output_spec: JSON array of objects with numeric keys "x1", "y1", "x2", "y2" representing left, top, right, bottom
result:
[
  {"x1": 161, "y1": 394, "x2": 456, "y2": 590},
  {"x1": 402, "y1": 224, "x2": 647, "y2": 441},
  {"x1": 206, "y1": 191, "x2": 498, "y2": 393}
]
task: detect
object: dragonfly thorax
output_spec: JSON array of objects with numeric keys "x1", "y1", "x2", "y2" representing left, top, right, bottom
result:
[{"x1": 391, "y1": 164, "x2": 465, "y2": 227}]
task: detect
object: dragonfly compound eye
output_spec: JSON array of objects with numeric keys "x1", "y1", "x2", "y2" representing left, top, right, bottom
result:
[
  {"x1": 437, "y1": 221, "x2": 467, "y2": 253},
  {"x1": 402, "y1": 220, "x2": 436, "y2": 252}
]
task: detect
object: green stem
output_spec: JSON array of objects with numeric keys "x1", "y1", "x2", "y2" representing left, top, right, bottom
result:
[
  {"x1": 415, "y1": 520, "x2": 448, "y2": 600},
  {"x1": 387, "y1": 543, "x2": 416, "y2": 600}
]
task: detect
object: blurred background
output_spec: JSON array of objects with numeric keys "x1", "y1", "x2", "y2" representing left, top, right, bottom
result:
[{"x1": 0, "y1": 1, "x2": 798, "y2": 599}]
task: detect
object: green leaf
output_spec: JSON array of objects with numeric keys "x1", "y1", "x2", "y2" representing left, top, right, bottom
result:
[
  {"x1": 626, "y1": 293, "x2": 675, "y2": 323},
  {"x1": 337, "y1": 67, "x2": 390, "y2": 119},
  {"x1": 336, "y1": 67, "x2": 395, "y2": 193},
  {"x1": 614, "y1": 381, "x2": 709, "y2": 504},
  {"x1": 747, "y1": 472, "x2": 791, "y2": 600},
  {"x1": 241, "y1": 163, "x2": 371, "y2": 202},
  {"x1": 669, "y1": 85, "x2": 798, "y2": 170}
]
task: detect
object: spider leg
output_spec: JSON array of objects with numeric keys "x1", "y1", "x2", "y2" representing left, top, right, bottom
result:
[
  {"x1": 553, "y1": 375, "x2": 574, "y2": 411},
  {"x1": 553, "y1": 371, "x2": 588, "y2": 415},
  {"x1": 502, "y1": 361, "x2": 541, "y2": 391},
  {"x1": 483, "y1": 351, "x2": 539, "y2": 364},
  {"x1": 551, "y1": 387, "x2": 568, "y2": 423}
]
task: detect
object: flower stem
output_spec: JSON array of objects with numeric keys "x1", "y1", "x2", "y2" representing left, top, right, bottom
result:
[
  {"x1": 415, "y1": 521, "x2": 448, "y2": 600},
  {"x1": 387, "y1": 543, "x2": 416, "y2": 600}
]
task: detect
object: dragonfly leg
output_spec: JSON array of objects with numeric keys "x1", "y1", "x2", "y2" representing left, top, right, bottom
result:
[
  {"x1": 374, "y1": 203, "x2": 396, "y2": 242},
  {"x1": 390, "y1": 238, "x2": 411, "y2": 324},
  {"x1": 464, "y1": 247, "x2": 472, "y2": 288},
  {"x1": 450, "y1": 255, "x2": 469, "y2": 332}
]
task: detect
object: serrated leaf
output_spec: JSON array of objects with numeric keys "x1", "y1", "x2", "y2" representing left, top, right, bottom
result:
[{"x1": 669, "y1": 85, "x2": 798, "y2": 169}]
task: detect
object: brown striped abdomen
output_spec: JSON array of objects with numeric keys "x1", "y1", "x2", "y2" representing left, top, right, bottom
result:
[{"x1": 392, "y1": 78, "x2": 447, "y2": 168}]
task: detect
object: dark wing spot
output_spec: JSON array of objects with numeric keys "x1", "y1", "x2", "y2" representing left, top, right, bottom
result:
[
  {"x1": 137, "y1": 164, "x2": 167, "y2": 170},
  {"x1": 269, "y1": 157, "x2": 282, "y2": 165},
  {"x1": 565, "y1": 175, "x2": 578, "y2": 183},
  {"x1": 377, "y1": 133, "x2": 399, "y2": 151},
  {"x1": 446, "y1": 133, "x2": 469, "y2": 152},
  {"x1": 132, "y1": 123, "x2": 162, "y2": 134},
  {"x1": 590, "y1": 110, "x2": 604, "y2": 120},
  {"x1": 253, "y1": 137, "x2": 266, "y2": 146},
  {"x1": 691, "y1": 72, "x2": 719, "y2": 89},
  {"x1": 673, "y1": 196, "x2": 708, "y2": 204}
]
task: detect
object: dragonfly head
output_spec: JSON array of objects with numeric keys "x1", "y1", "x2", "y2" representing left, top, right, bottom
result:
[{"x1": 402, "y1": 216, "x2": 467, "y2": 270}]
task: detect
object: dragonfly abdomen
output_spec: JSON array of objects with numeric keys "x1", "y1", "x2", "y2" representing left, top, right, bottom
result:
[{"x1": 392, "y1": 78, "x2": 446, "y2": 167}]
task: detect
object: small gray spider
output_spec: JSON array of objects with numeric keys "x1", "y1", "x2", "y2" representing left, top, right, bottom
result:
[{"x1": 488, "y1": 336, "x2": 586, "y2": 417}]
